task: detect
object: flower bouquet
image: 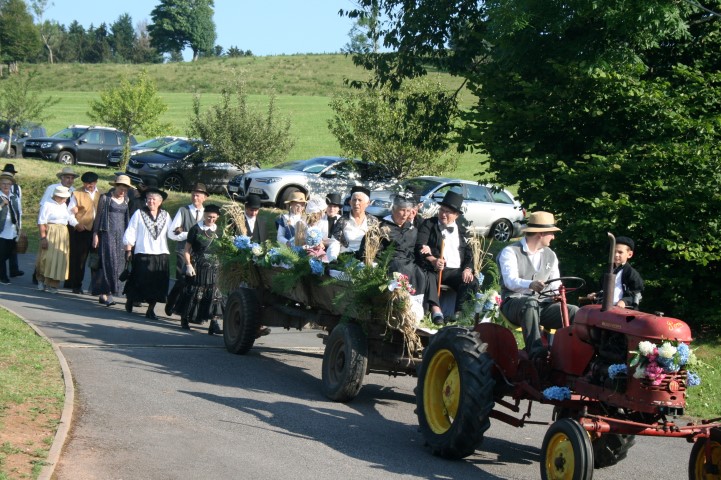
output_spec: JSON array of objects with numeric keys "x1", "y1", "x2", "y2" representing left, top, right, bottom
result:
[{"x1": 628, "y1": 340, "x2": 701, "y2": 388}]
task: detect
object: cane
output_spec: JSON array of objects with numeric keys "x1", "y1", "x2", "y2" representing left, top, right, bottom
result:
[{"x1": 437, "y1": 238, "x2": 445, "y2": 297}]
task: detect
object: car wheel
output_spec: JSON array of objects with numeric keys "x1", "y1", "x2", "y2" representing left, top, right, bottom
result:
[
  {"x1": 491, "y1": 219, "x2": 513, "y2": 242},
  {"x1": 163, "y1": 174, "x2": 184, "y2": 192},
  {"x1": 58, "y1": 151, "x2": 75, "y2": 165},
  {"x1": 277, "y1": 187, "x2": 302, "y2": 209},
  {"x1": 7, "y1": 146, "x2": 16, "y2": 158}
]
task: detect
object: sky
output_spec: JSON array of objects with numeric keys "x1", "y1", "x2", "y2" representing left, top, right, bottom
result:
[{"x1": 42, "y1": 0, "x2": 359, "y2": 58}]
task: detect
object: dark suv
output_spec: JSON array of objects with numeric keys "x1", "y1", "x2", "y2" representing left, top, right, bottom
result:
[
  {"x1": 0, "y1": 122, "x2": 47, "y2": 158},
  {"x1": 23, "y1": 125, "x2": 137, "y2": 166}
]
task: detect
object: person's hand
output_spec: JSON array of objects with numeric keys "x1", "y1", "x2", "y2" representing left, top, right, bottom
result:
[
  {"x1": 420, "y1": 245, "x2": 431, "y2": 255},
  {"x1": 125, "y1": 251, "x2": 132, "y2": 261},
  {"x1": 69, "y1": 206, "x2": 78, "y2": 214},
  {"x1": 462, "y1": 268, "x2": 474, "y2": 283},
  {"x1": 75, "y1": 224, "x2": 85, "y2": 232},
  {"x1": 92, "y1": 234, "x2": 99, "y2": 249},
  {"x1": 587, "y1": 292, "x2": 597, "y2": 300},
  {"x1": 530, "y1": 280, "x2": 545, "y2": 293},
  {"x1": 616, "y1": 300, "x2": 626, "y2": 308},
  {"x1": 185, "y1": 264, "x2": 196, "y2": 277},
  {"x1": 40, "y1": 238, "x2": 48, "y2": 250}
]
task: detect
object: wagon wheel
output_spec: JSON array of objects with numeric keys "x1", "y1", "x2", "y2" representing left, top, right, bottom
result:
[
  {"x1": 538, "y1": 277, "x2": 586, "y2": 299},
  {"x1": 415, "y1": 326, "x2": 495, "y2": 460},
  {"x1": 541, "y1": 418, "x2": 594, "y2": 480},
  {"x1": 321, "y1": 322, "x2": 368, "y2": 402},
  {"x1": 223, "y1": 288, "x2": 260, "y2": 355},
  {"x1": 689, "y1": 432, "x2": 721, "y2": 479}
]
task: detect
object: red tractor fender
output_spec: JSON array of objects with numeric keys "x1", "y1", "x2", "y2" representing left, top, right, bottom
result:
[{"x1": 474, "y1": 322, "x2": 520, "y2": 379}]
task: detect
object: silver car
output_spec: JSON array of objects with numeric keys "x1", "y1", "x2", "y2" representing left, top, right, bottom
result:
[
  {"x1": 367, "y1": 176, "x2": 526, "y2": 241},
  {"x1": 228, "y1": 156, "x2": 393, "y2": 207}
]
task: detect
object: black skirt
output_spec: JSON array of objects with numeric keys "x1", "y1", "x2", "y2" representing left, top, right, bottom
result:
[{"x1": 125, "y1": 253, "x2": 170, "y2": 303}]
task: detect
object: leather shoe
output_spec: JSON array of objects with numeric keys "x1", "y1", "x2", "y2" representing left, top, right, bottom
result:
[
  {"x1": 180, "y1": 318, "x2": 190, "y2": 330},
  {"x1": 432, "y1": 313, "x2": 444, "y2": 326},
  {"x1": 125, "y1": 301, "x2": 133, "y2": 313},
  {"x1": 207, "y1": 319, "x2": 223, "y2": 335},
  {"x1": 9, "y1": 271, "x2": 23, "y2": 277},
  {"x1": 72, "y1": 288, "x2": 84, "y2": 295},
  {"x1": 105, "y1": 301, "x2": 117, "y2": 307},
  {"x1": 255, "y1": 326, "x2": 271, "y2": 338},
  {"x1": 145, "y1": 310, "x2": 159, "y2": 320}
]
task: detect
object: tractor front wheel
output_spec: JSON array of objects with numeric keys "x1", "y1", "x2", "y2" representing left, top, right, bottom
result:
[
  {"x1": 321, "y1": 322, "x2": 368, "y2": 402},
  {"x1": 541, "y1": 418, "x2": 594, "y2": 480},
  {"x1": 689, "y1": 434, "x2": 721, "y2": 479},
  {"x1": 223, "y1": 288, "x2": 260, "y2": 355},
  {"x1": 415, "y1": 326, "x2": 495, "y2": 459}
]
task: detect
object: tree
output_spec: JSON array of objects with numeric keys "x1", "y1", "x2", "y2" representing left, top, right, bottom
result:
[
  {"x1": 85, "y1": 23, "x2": 112, "y2": 63},
  {"x1": 328, "y1": 79, "x2": 458, "y2": 178},
  {"x1": 87, "y1": 70, "x2": 171, "y2": 169},
  {"x1": 0, "y1": 0, "x2": 42, "y2": 62},
  {"x1": 30, "y1": 0, "x2": 57, "y2": 63},
  {"x1": 342, "y1": 4, "x2": 379, "y2": 54},
  {"x1": 148, "y1": 0, "x2": 216, "y2": 61},
  {"x1": 0, "y1": 71, "x2": 58, "y2": 154},
  {"x1": 60, "y1": 21, "x2": 86, "y2": 63},
  {"x1": 187, "y1": 73, "x2": 294, "y2": 171},
  {"x1": 344, "y1": 1, "x2": 721, "y2": 327},
  {"x1": 132, "y1": 20, "x2": 162, "y2": 64},
  {"x1": 110, "y1": 13, "x2": 136, "y2": 62}
]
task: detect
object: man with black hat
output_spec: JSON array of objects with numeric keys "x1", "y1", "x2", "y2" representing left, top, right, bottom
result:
[
  {"x1": 165, "y1": 183, "x2": 208, "y2": 315},
  {"x1": 327, "y1": 186, "x2": 379, "y2": 262},
  {"x1": 66, "y1": 171, "x2": 101, "y2": 293},
  {"x1": 416, "y1": 190, "x2": 479, "y2": 324},
  {"x1": 244, "y1": 193, "x2": 267, "y2": 243},
  {"x1": 2, "y1": 164, "x2": 23, "y2": 277},
  {"x1": 498, "y1": 211, "x2": 579, "y2": 359},
  {"x1": 323, "y1": 193, "x2": 342, "y2": 246}
]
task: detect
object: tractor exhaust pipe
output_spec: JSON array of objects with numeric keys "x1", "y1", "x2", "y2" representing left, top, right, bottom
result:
[{"x1": 601, "y1": 233, "x2": 616, "y2": 312}]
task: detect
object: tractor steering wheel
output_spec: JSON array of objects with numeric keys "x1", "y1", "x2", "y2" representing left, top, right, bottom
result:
[{"x1": 537, "y1": 277, "x2": 586, "y2": 299}]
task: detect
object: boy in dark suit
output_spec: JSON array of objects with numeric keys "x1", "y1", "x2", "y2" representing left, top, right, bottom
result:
[{"x1": 586, "y1": 236, "x2": 644, "y2": 309}]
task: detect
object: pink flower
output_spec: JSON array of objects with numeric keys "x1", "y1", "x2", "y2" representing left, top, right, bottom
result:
[{"x1": 645, "y1": 361, "x2": 666, "y2": 385}]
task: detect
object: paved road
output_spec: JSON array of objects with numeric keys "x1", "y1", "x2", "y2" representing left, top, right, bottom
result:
[{"x1": 0, "y1": 256, "x2": 696, "y2": 479}]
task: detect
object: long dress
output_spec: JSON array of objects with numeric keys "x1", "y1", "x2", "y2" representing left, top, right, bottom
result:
[
  {"x1": 176, "y1": 224, "x2": 224, "y2": 324},
  {"x1": 91, "y1": 195, "x2": 129, "y2": 296}
]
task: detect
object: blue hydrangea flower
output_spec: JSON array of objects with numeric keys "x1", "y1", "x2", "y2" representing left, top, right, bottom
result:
[
  {"x1": 687, "y1": 371, "x2": 701, "y2": 387},
  {"x1": 309, "y1": 257, "x2": 324, "y2": 275},
  {"x1": 476, "y1": 272, "x2": 484, "y2": 285},
  {"x1": 676, "y1": 343, "x2": 690, "y2": 365},
  {"x1": 306, "y1": 228, "x2": 323, "y2": 247},
  {"x1": 483, "y1": 299, "x2": 496, "y2": 312},
  {"x1": 608, "y1": 364, "x2": 628, "y2": 379},
  {"x1": 233, "y1": 235, "x2": 251, "y2": 250},
  {"x1": 656, "y1": 356, "x2": 674, "y2": 370},
  {"x1": 542, "y1": 386, "x2": 572, "y2": 401},
  {"x1": 292, "y1": 245, "x2": 306, "y2": 255}
]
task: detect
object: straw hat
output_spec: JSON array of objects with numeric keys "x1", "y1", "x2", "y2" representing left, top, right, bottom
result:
[
  {"x1": 56, "y1": 167, "x2": 79, "y2": 179},
  {"x1": 110, "y1": 175, "x2": 133, "y2": 188},
  {"x1": 524, "y1": 211, "x2": 561, "y2": 233},
  {"x1": 284, "y1": 191, "x2": 307, "y2": 204},
  {"x1": 52, "y1": 186, "x2": 71, "y2": 198}
]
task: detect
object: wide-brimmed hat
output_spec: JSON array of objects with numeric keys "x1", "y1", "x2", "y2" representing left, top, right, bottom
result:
[
  {"x1": 144, "y1": 187, "x2": 168, "y2": 200},
  {"x1": 245, "y1": 193, "x2": 262, "y2": 209},
  {"x1": 325, "y1": 193, "x2": 343, "y2": 207},
  {"x1": 52, "y1": 186, "x2": 71, "y2": 198},
  {"x1": 110, "y1": 175, "x2": 134, "y2": 188},
  {"x1": 0, "y1": 172, "x2": 15, "y2": 184},
  {"x1": 191, "y1": 182, "x2": 209, "y2": 195},
  {"x1": 306, "y1": 196, "x2": 327, "y2": 214},
  {"x1": 81, "y1": 171, "x2": 99, "y2": 183},
  {"x1": 56, "y1": 167, "x2": 79, "y2": 179},
  {"x1": 204, "y1": 204, "x2": 221, "y2": 215},
  {"x1": 2, "y1": 164, "x2": 17, "y2": 174},
  {"x1": 284, "y1": 191, "x2": 307, "y2": 204},
  {"x1": 437, "y1": 191, "x2": 464, "y2": 214},
  {"x1": 524, "y1": 211, "x2": 561, "y2": 233}
]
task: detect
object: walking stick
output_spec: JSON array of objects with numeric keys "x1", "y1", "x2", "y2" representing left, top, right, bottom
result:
[{"x1": 437, "y1": 238, "x2": 445, "y2": 297}]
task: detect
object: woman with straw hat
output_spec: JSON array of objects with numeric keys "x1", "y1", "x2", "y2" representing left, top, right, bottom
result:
[
  {"x1": 36, "y1": 186, "x2": 72, "y2": 293},
  {"x1": 275, "y1": 191, "x2": 307, "y2": 247}
]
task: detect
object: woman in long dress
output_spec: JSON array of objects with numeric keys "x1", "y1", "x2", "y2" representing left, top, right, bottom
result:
[
  {"x1": 36, "y1": 186, "x2": 72, "y2": 293},
  {"x1": 177, "y1": 204, "x2": 224, "y2": 334},
  {"x1": 122, "y1": 188, "x2": 171, "y2": 320},
  {"x1": 91, "y1": 175, "x2": 132, "y2": 306}
]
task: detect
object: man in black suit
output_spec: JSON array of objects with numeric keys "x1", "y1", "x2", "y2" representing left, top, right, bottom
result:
[
  {"x1": 244, "y1": 194, "x2": 268, "y2": 242},
  {"x1": 416, "y1": 190, "x2": 479, "y2": 323}
]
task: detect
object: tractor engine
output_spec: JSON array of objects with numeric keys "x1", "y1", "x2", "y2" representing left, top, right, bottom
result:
[{"x1": 551, "y1": 304, "x2": 693, "y2": 415}]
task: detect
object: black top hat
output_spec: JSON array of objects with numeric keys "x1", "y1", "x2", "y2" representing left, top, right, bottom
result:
[
  {"x1": 245, "y1": 193, "x2": 262, "y2": 209},
  {"x1": 615, "y1": 236, "x2": 635, "y2": 251},
  {"x1": 406, "y1": 184, "x2": 424, "y2": 204},
  {"x1": 2, "y1": 164, "x2": 17, "y2": 174},
  {"x1": 191, "y1": 182, "x2": 209, "y2": 195},
  {"x1": 81, "y1": 171, "x2": 99, "y2": 183},
  {"x1": 350, "y1": 185, "x2": 371, "y2": 198},
  {"x1": 325, "y1": 193, "x2": 343, "y2": 206},
  {"x1": 144, "y1": 187, "x2": 168, "y2": 200},
  {"x1": 204, "y1": 204, "x2": 221, "y2": 215},
  {"x1": 437, "y1": 191, "x2": 464, "y2": 213}
]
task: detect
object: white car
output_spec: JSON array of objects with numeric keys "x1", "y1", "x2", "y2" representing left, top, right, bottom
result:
[{"x1": 367, "y1": 176, "x2": 526, "y2": 241}]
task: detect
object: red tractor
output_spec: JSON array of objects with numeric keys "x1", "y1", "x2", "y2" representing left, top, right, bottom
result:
[{"x1": 415, "y1": 234, "x2": 721, "y2": 479}]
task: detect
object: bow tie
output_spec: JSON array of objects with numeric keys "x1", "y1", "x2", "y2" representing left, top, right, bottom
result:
[{"x1": 443, "y1": 226, "x2": 455, "y2": 234}]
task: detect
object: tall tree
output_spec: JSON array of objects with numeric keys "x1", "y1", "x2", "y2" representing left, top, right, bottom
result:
[
  {"x1": 87, "y1": 69, "x2": 171, "y2": 169},
  {"x1": 148, "y1": 0, "x2": 216, "y2": 61},
  {"x1": 0, "y1": 0, "x2": 42, "y2": 62},
  {"x1": 342, "y1": 3, "x2": 379, "y2": 54},
  {"x1": 30, "y1": 0, "x2": 56, "y2": 63},
  {"x1": 61, "y1": 20, "x2": 86, "y2": 63},
  {"x1": 110, "y1": 13, "x2": 136, "y2": 62},
  {"x1": 132, "y1": 20, "x2": 162, "y2": 64}
]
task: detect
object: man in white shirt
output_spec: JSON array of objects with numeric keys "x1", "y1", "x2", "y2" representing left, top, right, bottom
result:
[
  {"x1": 40, "y1": 167, "x2": 78, "y2": 207},
  {"x1": 498, "y1": 211, "x2": 578, "y2": 358}
]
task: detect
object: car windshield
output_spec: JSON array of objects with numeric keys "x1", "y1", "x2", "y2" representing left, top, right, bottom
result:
[
  {"x1": 273, "y1": 157, "x2": 340, "y2": 174},
  {"x1": 155, "y1": 139, "x2": 198, "y2": 158},
  {"x1": 51, "y1": 127, "x2": 87, "y2": 140},
  {"x1": 401, "y1": 178, "x2": 443, "y2": 196},
  {"x1": 136, "y1": 137, "x2": 177, "y2": 149}
]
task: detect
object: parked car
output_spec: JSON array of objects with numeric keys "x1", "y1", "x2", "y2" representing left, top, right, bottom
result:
[
  {"x1": 125, "y1": 138, "x2": 245, "y2": 194},
  {"x1": 228, "y1": 156, "x2": 394, "y2": 208},
  {"x1": 106, "y1": 136, "x2": 187, "y2": 168},
  {"x1": 366, "y1": 176, "x2": 525, "y2": 242},
  {"x1": 22, "y1": 125, "x2": 137, "y2": 166},
  {"x1": 0, "y1": 122, "x2": 47, "y2": 158}
]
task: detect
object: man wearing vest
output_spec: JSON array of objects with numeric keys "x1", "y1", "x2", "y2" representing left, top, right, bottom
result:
[
  {"x1": 66, "y1": 172, "x2": 101, "y2": 294},
  {"x1": 165, "y1": 183, "x2": 208, "y2": 316},
  {"x1": 498, "y1": 211, "x2": 579, "y2": 359}
]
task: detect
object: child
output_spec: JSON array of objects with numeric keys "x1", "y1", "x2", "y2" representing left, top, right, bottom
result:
[{"x1": 587, "y1": 236, "x2": 644, "y2": 309}]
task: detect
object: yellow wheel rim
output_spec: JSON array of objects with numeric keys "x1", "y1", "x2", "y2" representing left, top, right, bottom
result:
[
  {"x1": 423, "y1": 349, "x2": 461, "y2": 434},
  {"x1": 545, "y1": 432, "x2": 576, "y2": 480},
  {"x1": 693, "y1": 440, "x2": 721, "y2": 479}
]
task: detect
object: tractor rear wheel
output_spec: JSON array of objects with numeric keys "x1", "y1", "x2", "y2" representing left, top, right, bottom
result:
[
  {"x1": 322, "y1": 322, "x2": 368, "y2": 402},
  {"x1": 416, "y1": 327, "x2": 495, "y2": 459},
  {"x1": 593, "y1": 433, "x2": 635, "y2": 468},
  {"x1": 541, "y1": 418, "x2": 594, "y2": 480},
  {"x1": 689, "y1": 434, "x2": 721, "y2": 479},
  {"x1": 223, "y1": 289, "x2": 260, "y2": 355}
]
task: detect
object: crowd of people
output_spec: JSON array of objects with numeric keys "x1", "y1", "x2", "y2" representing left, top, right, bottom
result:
[{"x1": 0, "y1": 163, "x2": 643, "y2": 351}]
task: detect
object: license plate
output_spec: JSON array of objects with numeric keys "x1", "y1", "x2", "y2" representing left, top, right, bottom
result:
[
  {"x1": 25, "y1": 148, "x2": 36, "y2": 153},
  {"x1": 127, "y1": 167, "x2": 139, "y2": 174},
  {"x1": 249, "y1": 187, "x2": 263, "y2": 194},
  {"x1": 228, "y1": 185, "x2": 238, "y2": 192}
]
